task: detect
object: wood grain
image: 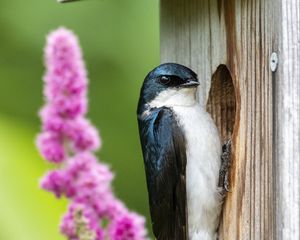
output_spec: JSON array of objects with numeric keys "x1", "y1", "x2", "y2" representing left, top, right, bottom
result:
[
  {"x1": 160, "y1": 0, "x2": 276, "y2": 239},
  {"x1": 274, "y1": 1, "x2": 300, "y2": 239}
]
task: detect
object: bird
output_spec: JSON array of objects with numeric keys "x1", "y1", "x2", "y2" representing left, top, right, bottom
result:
[{"x1": 137, "y1": 63, "x2": 224, "y2": 240}]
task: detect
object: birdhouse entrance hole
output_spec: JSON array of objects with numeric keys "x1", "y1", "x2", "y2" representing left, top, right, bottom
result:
[{"x1": 206, "y1": 65, "x2": 237, "y2": 143}]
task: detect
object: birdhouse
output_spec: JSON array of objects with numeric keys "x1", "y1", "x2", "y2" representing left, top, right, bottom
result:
[{"x1": 160, "y1": 0, "x2": 300, "y2": 239}]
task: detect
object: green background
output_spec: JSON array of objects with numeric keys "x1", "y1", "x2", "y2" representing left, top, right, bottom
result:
[{"x1": 0, "y1": 0, "x2": 159, "y2": 239}]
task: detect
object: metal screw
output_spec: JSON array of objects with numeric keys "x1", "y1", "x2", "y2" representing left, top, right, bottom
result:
[{"x1": 270, "y1": 52, "x2": 278, "y2": 72}]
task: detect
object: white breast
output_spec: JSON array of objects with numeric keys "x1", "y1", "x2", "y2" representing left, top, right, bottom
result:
[
  {"x1": 149, "y1": 88, "x2": 222, "y2": 240},
  {"x1": 173, "y1": 105, "x2": 222, "y2": 240}
]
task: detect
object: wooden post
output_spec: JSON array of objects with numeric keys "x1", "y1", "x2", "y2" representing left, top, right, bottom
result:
[
  {"x1": 160, "y1": 0, "x2": 295, "y2": 239},
  {"x1": 274, "y1": 1, "x2": 300, "y2": 239}
]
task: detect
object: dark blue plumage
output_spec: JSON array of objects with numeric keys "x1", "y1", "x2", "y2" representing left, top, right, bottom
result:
[
  {"x1": 138, "y1": 107, "x2": 187, "y2": 240},
  {"x1": 137, "y1": 63, "x2": 199, "y2": 240}
]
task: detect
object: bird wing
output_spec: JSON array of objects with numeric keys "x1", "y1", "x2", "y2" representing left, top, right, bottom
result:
[{"x1": 138, "y1": 107, "x2": 187, "y2": 240}]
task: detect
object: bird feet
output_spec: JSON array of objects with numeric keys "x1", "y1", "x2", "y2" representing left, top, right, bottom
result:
[{"x1": 218, "y1": 139, "x2": 232, "y2": 196}]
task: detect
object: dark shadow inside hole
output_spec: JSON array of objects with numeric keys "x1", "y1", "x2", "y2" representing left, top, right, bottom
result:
[{"x1": 206, "y1": 65, "x2": 236, "y2": 142}]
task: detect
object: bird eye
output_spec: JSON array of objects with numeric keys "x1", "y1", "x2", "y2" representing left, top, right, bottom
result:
[{"x1": 159, "y1": 76, "x2": 171, "y2": 85}]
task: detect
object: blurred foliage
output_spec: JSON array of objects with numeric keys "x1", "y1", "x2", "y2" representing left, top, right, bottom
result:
[
  {"x1": 0, "y1": 115, "x2": 67, "y2": 240},
  {"x1": 0, "y1": 0, "x2": 159, "y2": 239}
]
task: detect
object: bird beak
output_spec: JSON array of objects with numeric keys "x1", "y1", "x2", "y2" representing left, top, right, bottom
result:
[{"x1": 181, "y1": 80, "x2": 200, "y2": 88}]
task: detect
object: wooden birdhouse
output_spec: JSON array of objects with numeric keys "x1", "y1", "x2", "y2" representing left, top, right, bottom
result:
[{"x1": 160, "y1": 0, "x2": 299, "y2": 239}]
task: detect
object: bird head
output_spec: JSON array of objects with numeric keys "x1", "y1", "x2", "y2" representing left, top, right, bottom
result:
[{"x1": 138, "y1": 63, "x2": 199, "y2": 113}]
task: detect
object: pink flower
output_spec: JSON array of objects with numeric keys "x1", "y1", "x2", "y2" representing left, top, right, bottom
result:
[
  {"x1": 61, "y1": 202, "x2": 104, "y2": 240},
  {"x1": 36, "y1": 28, "x2": 100, "y2": 163},
  {"x1": 40, "y1": 105, "x2": 66, "y2": 133},
  {"x1": 40, "y1": 170, "x2": 66, "y2": 198},
  {"x1": 37, "y1": 131, "x2": 65, "y2": 163},
  {"x1": 109, "y1": 212, "x2": 147, "y2": 240},
  {"x1": 66, "y1": 118, "x2": 101, "y2": 152},
  {"x1": 44, "y1": 27, "x2": 87, "y2": 104},
  {"x1": 64, "y1": 153, "x2": 113, "y2": 200},
  {"x1": 43, "y1": 27, "x2": 88, "y2": 118},
  {"x1": 105, "y1": 198, "x2": 127, "y2": 220},
  {"x1": 52, "y1": 94, "x2": 87, "y2": 119},
  {"x1": 37, "y1": 27, "x2": 147, "y2": 240},
  {"x1": 41, "y1": 153, "x2": 113, "y2": 200}
]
